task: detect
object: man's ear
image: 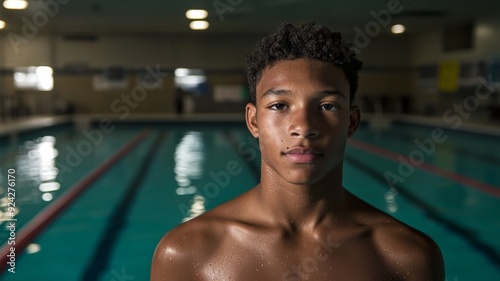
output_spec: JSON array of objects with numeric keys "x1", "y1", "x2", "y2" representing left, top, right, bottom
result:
[
  {"x1": 348, "y1": 105, "x2": 361, "y2": 138},
  {"x1": 245, "y1": 103, "x2": 259, "y2": 138}
]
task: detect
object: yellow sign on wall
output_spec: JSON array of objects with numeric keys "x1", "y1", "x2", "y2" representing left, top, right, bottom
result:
[{"x1": 438, "y1": 60, "x2": 460, "y2": 93}]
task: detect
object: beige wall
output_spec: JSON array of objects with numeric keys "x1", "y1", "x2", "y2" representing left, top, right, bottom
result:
[
  {"x1": 3, "y1": 33, "x2": 262, "y2": 69},
  {"x1": 4, "y1": 14, "x2": 499, "y2": 116},
  {"x1": 54, "y1": 75, "x2": 175, "y2": 114},
  {"x1": 410, "y1": 15, "x2": 500, "y2": 65},
  {"x1": 1, "y1": 30, "x2": 415, "y2": 114},
  {"x1": 354, "y1": 33, "x2": 412, "y2": 97}
]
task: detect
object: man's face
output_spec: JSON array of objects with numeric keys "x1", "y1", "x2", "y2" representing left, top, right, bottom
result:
[{"x1": 246, "y1": 58, "x2": 360, "y2": 186}]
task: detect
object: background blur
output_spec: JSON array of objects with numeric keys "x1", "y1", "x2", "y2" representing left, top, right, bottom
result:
[{"x1": 0, "y1": 0, "x2": 499, "y2": 119}]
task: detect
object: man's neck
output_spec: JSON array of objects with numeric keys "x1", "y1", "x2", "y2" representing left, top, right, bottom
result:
[{"x1": 253, "y1": 166, "x2": 348, "y2": 234}]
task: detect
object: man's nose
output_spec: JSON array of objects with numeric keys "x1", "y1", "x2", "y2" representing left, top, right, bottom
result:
[{"x1": 288, "y1": 107, "x2": 319, "y2": 138}]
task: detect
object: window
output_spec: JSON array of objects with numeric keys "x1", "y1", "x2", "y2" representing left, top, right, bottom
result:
[
  {"x1": 174, "y1": 68, "x2": 207, "y2": 95},
  {"x1": 14, "y1": 66, "x2": 54, "y2": 91}
]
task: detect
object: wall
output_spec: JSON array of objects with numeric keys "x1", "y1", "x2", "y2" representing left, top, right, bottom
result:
[
  {"x1": 1, "y1": 32, "x2": 262, "y2": 115},
  {"x1": 410, "y1": 16, "x2": 500, "y2": 64},
  {"x1": 408, "y1": 14, "x2": 500, "y2": 117},
  {"x1": 0, "y1": 29, "x2": 415, "y2": 115},
  {"x1": 353, "y1": 33, "x2": 413, "y2": 113}
]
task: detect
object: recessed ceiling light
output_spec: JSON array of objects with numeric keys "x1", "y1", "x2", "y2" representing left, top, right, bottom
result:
[
  {"x1": 190, "y1": 21, "x2": 209, "y2": 30},
  {"x1": 186, "y1": 9, "x2": 208, "y2": 20},
  {"x1": 0, "y1": 20, "x2": 5, "y2": 29},
  {"x1": 3, "y1": 0, "x2": 29, "y2": 10},
  {"x1": 391, "y1": 24, "x2": 405, "y2": 34}
]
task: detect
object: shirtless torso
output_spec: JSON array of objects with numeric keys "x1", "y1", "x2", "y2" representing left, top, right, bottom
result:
[{"x1": 151, "y1": 186, "x2": 444, "y2": 281}]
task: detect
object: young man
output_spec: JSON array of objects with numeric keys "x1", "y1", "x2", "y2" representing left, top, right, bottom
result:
[{"x1": 151, "y1": 22, "x2": 445, "y2": 280}]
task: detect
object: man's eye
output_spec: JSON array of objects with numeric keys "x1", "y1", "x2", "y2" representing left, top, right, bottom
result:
[
  {"x1": 320, "y1": 103, "x2": 339, "y2": 111},
  {"x1": 269, "y1": 103, "x2": 287, "y2": 110}
]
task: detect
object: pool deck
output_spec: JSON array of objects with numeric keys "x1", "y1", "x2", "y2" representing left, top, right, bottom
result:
[
  {"x1": 0, "y1": 113, "x2": 245, "y2": 138},
  {"x1": 0, "y1": 113, "x2": 499, "y2": 138}
]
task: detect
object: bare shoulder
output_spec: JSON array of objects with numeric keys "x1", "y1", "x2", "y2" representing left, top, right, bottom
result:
[
  {"x1": 150, "y1": 211, "x2": 228, "y2": 281},
  {"x1": 345, "y1": 191, "x2": 444, "y2": 280},
  {"x1": 150, "y1": 192, "x2": 252, "y2": 281},
  {"x1": 371, "y1": 214, "x2": 445, "y2": 280}
]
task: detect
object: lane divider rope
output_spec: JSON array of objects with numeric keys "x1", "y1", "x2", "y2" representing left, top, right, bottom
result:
[{"x1": 348, "y1": 138, "x2": 500, "y2": 197}]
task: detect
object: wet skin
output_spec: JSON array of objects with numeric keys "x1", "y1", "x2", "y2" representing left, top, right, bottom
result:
[{"x1": 151, "y1": 58, "x2": 445, "y2": 281}]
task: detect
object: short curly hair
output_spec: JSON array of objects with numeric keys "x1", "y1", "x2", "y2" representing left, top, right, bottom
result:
[{"x1": 246, "y1": 22, "x2": 363, "y2": 104}]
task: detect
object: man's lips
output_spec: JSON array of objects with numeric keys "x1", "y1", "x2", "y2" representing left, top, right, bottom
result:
[{"x1": 283, "y1": 147, "x2": 323, "y2": 163}]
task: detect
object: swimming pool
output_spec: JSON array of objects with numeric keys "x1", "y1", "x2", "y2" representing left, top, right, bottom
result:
[{"x1": 0, "y1": 118, "x2": 498, "y2": 280}]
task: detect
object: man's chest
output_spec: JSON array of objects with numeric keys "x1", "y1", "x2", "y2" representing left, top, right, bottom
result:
[{"x1": 196, "y1": 236, "x2": 392, "y2": 281}]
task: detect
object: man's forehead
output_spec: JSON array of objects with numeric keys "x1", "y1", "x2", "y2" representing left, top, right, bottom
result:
[{"x1": 256, "y1": 59, "x2": 348, "y2": 95}]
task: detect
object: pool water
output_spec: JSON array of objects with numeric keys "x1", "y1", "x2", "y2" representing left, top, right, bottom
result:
[{"x1": 0, "y1": 121, "x2": 498, "y2": 280}]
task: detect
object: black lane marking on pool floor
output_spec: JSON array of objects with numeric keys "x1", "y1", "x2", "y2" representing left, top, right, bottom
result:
[
  {"x1": 345, "y1": 154, "x2": 500, "y2": 269},
  {"x1": 221, "y1": 131, "x2": 260, "y2": 181},
  {"x1": 81, "y1": 131, "x2": 166, "y2": 281}
]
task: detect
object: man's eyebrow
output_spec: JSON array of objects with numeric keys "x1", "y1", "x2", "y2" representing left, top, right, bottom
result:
[
  {"x1": 260, "y1": 89, "x2": 346, "y2": 100},
  {"x1": 260, "y1": 88, "x2": 291, "y2": 100},
  {"x1": 317, "y1": 90, "x2": 346, "y2": 100}
]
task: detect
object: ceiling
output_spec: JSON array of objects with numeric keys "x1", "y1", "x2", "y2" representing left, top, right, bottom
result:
[{"x1": 1, "y1": 0, "x2": 500, "y2": 35}]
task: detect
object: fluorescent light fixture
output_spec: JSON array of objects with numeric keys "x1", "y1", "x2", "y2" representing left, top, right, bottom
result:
[
  {"x1": 186, "y1": 9, "x2": 208, "y2": 20},
  {"x1": 3, "y1": 0, "x2": 29, "y2": 10},
  {"x1": 190, "y1": 20, "x2": 209, "y2": 30},
  {"x1": 391, "y1": 24, "x2": 405, "y2": 34},
  {"x1": 0, "y1": 20, "x2": 5, "y2": 29}
]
